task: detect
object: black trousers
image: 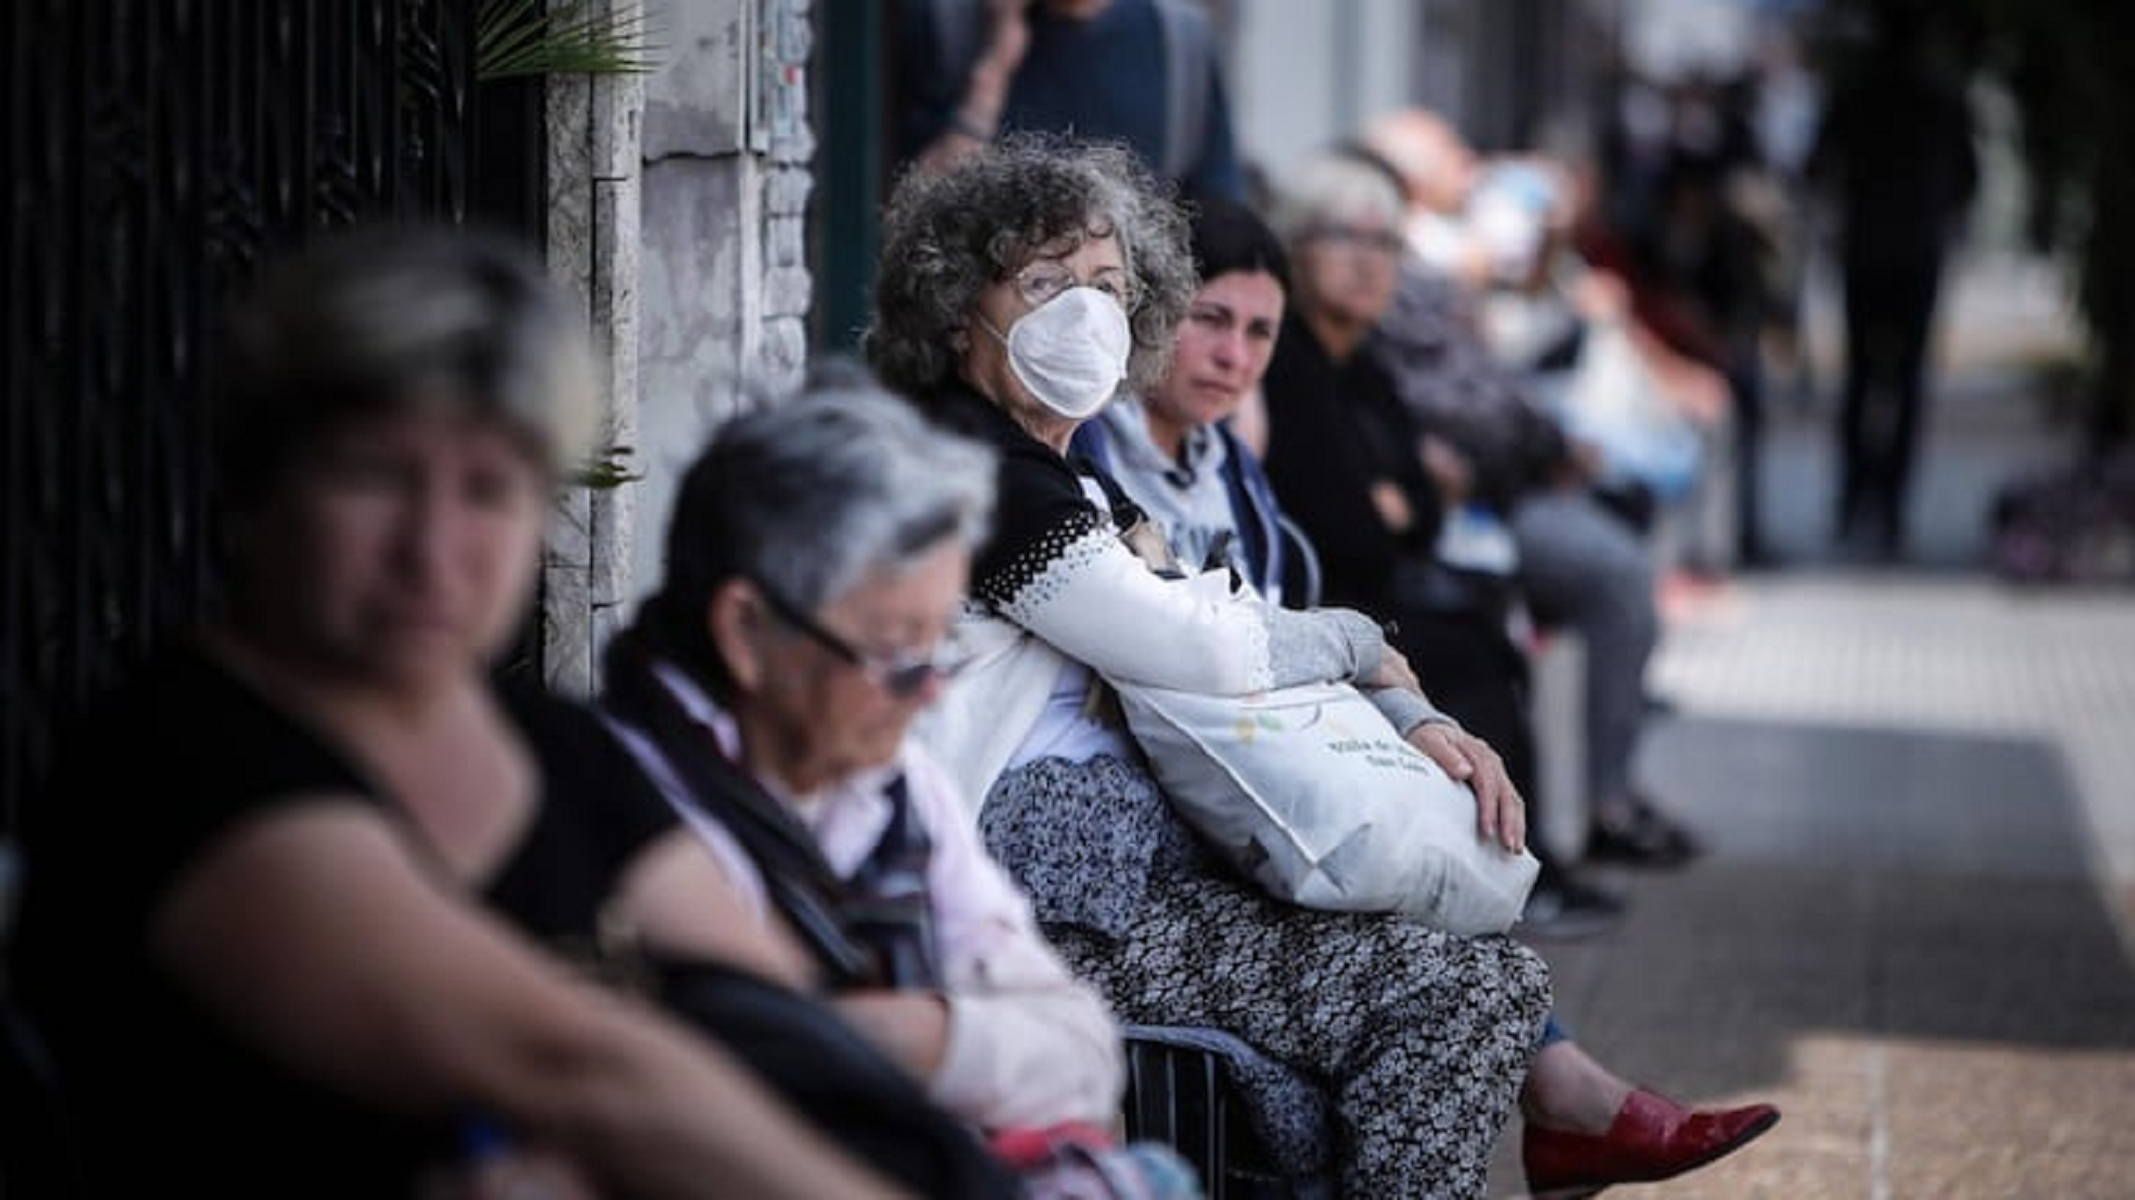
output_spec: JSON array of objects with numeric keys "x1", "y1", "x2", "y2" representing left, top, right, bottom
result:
[{"x1": 1838, "y1": 252, "x2": 1944, "y2": 551}]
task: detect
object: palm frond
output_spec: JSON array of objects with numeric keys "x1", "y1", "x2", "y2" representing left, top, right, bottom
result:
[{"x1": 477, "y1": 0, "x2": 662, "y2": 80}]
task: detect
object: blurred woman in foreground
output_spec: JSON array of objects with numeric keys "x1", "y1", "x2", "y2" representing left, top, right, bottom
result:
[{"x1": 14, "y1": 226, "x2": 913, "y2": 1199}]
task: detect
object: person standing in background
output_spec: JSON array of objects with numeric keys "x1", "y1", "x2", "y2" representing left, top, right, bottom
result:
[
  {"x1": 1811, "y1": 0, "x2": 1978, "y2": 559},
  {"x1": 896, "y1": 0, "x2": 1246, "y2": 203}
]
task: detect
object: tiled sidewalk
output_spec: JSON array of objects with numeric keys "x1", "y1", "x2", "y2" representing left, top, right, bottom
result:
[
  {"x1": 1653, "y1": 573, "x2": 2135, "y2": 938},
  {"x1": 1486, "y1": 258, "x2": 2135, "y2": 1197},
  {"x1": 1488, "y1": 573, "x2": 2135, "y2": 1198}
]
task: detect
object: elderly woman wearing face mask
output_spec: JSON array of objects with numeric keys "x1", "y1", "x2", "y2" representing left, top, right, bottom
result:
[{"x1": 868, "y1": 134, "x2": 1554, "y2": 1198}]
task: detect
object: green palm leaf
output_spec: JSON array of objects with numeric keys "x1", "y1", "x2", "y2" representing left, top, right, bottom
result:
[{"x1": 477, "y1": 0, "x2": 662, "y2": 80}]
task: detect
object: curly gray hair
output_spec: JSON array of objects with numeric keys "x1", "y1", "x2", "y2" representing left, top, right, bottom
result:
[{"x1": 864, "y1": 134, "x2": 1195, "y2": 401}]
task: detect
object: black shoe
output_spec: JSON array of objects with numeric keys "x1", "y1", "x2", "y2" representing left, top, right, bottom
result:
[
  {"x1": 1586, "y1": 799, "x2": 1702, "y2": 869},
  {"x1": 1519, "y1": 875, "x2": 1626, "y2": 941}
]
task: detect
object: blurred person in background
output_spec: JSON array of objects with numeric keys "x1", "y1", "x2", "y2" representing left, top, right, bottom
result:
[
  {"x1": 1359, "y1": 110, "x2": 1714, "y2": 886},
  {"x1": 897, "y1": 0, "x2": 1245, "y2": 203},
  {"x1": 1810, "y1": 0, "x2": 1978, "y2": 559},
  {"x1": 1583, "y1": 66, "x2": 1784, "y2": 569}
]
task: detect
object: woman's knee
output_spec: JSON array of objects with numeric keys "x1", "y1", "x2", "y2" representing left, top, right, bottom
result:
[{"x1": 1371, "y1": 930, "x2": 1554, "y2": 1032}]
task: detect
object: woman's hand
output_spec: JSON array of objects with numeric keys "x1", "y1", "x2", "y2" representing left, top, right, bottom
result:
[
  {"x1": 1359, "y1": 643, "x2": 1421, "y2": 693},
  {"x1": 917, "y1": 0, "x2": 1030, "y2": 172},
  {"x1": 1405, "y1": 723, "x2": 1527, "y2": 853},
  {"x1": 1368, "y1": 480, "x2": 1415, "y2": 533},
  {"x1": 977, "y1": 0, "x2": 1032, "y2": 76}
]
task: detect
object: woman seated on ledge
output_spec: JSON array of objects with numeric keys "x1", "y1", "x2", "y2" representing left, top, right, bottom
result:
[
  {"x1": 597, "y1": 377, "x2": 1189, "y2": 1196},
  {"x1": 11, "y1": 226, "x2": 926, "y2": 1199},
  {"x1": 1074, "y1": 192, "x2": 1780, "y2": 1198},
  {"x1": 867, "y1": 132, "x2": 1552, "y2": 1197}
]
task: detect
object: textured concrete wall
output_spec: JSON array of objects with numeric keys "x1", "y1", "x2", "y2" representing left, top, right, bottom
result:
[
  {"x1": 632, "y1": 0, "x2": 816, "y2": 613},
  {"x1": 543, "y1": 0, "x2": 645, "y2": 697},
  {"x1": 535, "y1": 0, "x2": 818, "y2": 691}
]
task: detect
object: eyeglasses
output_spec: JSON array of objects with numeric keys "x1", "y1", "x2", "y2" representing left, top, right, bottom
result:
[
  {"x1": 1010, "y1": 259, "x2": 1140, "y2": 312},
  {"x1": 750, "y1": 576, "x2": 965, "y2": 699},
  {"x1": 1300, "y1": 225, "x2": 1406, "y2": 257}
]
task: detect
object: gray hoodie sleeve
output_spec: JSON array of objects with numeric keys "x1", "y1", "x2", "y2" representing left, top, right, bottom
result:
[
  {"x1": 1262, "y1": 605, "x2": 1457, "y2": 734},
  {"x1": 1362, "y1": 685, "x2": 1459, "y2": 737},
  {"x1": 1262, "y1": 605, "x2": 1384, "y2": 686}
]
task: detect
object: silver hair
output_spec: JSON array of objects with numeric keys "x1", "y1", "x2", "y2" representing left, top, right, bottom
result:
[
  {"x1": 216, "y1": 224, "x2": 599, "y2": 504},
  {"x1": 864, "y1": 133, "x2": 1196, "y2": 402},
  {"x1": 1269, "y1": 150, "x2": 1407, "y2": 249},
  {"x1": 635, "y1": 370, "x2": 996, "y2": 686}
]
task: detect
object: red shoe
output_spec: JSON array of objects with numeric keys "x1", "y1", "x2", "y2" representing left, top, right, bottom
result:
[{"x1": 1522, "y1": 1087, "x2": 1779, "y2": 1198}]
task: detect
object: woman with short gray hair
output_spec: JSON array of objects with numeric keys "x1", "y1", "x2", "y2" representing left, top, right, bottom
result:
[
  {"x1": 625, "y1": 377, "x2": 998, "y2": 690},
  {"x1": 602, "y1": 377, "x2": 1150, "y2": 1159},
  {"x1": 1267, "y1": 147, "x2": 1409, "y2": 255}
]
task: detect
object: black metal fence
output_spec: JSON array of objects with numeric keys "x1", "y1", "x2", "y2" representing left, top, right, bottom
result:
[{"x1": 2, "y1": 0, "x2": 547, "y2": 837}]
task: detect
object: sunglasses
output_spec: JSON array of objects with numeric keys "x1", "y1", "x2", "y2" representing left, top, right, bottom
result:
[{"x1": 750, "y1": 576, "x2": 966, "y2": 699}]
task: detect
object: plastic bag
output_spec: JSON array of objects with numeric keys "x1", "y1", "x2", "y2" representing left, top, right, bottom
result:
[{"x1": 1554, "y1": 319, "x2": 1703, "y2": 501}]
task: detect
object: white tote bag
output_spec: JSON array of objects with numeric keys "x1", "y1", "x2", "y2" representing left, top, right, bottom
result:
[{"x1": 1114, "y1": 679, "x2": 1540, "y2": 936}]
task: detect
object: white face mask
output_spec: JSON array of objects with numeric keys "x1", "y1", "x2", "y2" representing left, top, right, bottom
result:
[{"x1": 982, "y1": 286, "x2": 1132, "y2": 420}]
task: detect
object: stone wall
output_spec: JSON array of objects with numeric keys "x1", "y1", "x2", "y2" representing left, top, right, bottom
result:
[
  {"x1": 539, "y1": 0, "x2": 816, "y2": 694},
  {"x1": 542, "y1": 0, "x2": 645, "y2": 696},
  {"x1": 631, "y1": 0, "x2": 816, "y2": 614}
]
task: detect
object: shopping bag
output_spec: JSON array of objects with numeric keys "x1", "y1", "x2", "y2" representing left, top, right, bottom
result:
[{"x1": 1114, "y1": 679, "x2": 1539, "y2": 936}]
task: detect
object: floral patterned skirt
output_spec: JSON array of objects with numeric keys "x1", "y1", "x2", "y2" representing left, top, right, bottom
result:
[{"x1": 982, "y1": 754, "x2": 1552, "y2": 1199}]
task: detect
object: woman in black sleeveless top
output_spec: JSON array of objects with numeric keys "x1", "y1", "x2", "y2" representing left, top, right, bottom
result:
[{"x1": 12, "y1": 227, "x2": 938, "y2": 1200}]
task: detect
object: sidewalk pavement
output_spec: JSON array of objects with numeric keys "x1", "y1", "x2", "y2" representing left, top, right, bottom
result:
[{"x1": 1485, "y1": 256, "x2": 2135, "y2": 1197}]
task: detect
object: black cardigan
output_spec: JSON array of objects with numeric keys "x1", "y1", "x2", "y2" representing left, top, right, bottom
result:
[{"x1": 1260, "y1": 311, "x2": 1445, "y2": 620}]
